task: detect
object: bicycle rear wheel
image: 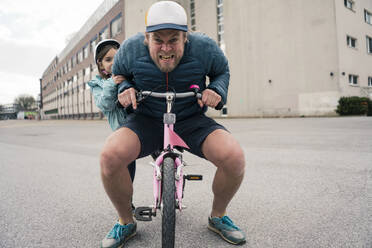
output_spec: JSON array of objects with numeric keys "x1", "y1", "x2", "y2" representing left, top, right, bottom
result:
[{"x1": 162, "y1": 157, "x2": 176, "y2": 248}]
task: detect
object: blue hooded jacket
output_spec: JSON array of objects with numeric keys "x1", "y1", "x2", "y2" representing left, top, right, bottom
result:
[
  {"x1": 88, "y1": 75, "x2": 127, "y2": 131},
  {"x1": 112, "y1": 32, "x2": 229, "y2": 120}
]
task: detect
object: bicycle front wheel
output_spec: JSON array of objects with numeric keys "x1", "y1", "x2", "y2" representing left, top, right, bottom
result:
[{"x1": 162, "y1": 157, "x2": 176, "y2": 248}]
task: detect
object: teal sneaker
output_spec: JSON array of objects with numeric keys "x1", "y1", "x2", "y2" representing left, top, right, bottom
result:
[
  {"x1": 101, "y1": 221, "x2": 137, "y2": 248},
  {"x1": 208, "y1": 216, "x2": 246, "y2": 245}
]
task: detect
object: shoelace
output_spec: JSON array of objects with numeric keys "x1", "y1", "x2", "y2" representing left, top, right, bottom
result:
[
  {"x1": 221, "y1": 216, "x2": 240, "y2": 230},
  {"x1": 107, "y1": 223, "x2": 124, "y2": 239}
]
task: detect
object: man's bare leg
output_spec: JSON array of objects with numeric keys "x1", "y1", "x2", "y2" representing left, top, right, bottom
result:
[
  {"x1": 202, "y1": 129, "x2": 245, "y2": 217},
  {"x1": 100, "y1": 127, "x2": 141, "y2": 224}
]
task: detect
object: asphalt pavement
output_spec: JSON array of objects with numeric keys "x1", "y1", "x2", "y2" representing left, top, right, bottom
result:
[{"x1": 0, "y1": 117, "x2": 371, "y2": 248}]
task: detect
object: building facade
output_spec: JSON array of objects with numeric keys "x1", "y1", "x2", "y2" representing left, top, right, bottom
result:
[{"x1": 40, "y1": 0, "x2": 372, "y2": 119}]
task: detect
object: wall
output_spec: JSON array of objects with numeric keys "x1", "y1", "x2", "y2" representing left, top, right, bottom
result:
[{"x1": 223, "y1": 0, "x2": 340, "y2": 117}]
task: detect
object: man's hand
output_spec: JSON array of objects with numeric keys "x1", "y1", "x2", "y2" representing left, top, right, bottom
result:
[
  {"x1": 198, "y1": 89, "x2": 222, "y2": 108},
  {"x1": 118, "y1": 88, "x2": 137, "y2": 109},
  {"x1": 112, "y1": 74, "x2": 126, "y2": 85}
]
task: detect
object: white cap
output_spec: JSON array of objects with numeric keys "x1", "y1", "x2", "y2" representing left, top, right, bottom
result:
[{"x1": 145, "y1": 1, "x2": 188, "y2": 32}]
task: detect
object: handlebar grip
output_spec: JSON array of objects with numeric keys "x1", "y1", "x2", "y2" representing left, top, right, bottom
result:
[{"x1": 215, "y1": 101, "x2": 224, "y2": 110}]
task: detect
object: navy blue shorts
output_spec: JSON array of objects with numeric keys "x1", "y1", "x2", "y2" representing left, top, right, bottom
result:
[{"x1": 120, "y1": 113, "x2": 227, "y2": 159}]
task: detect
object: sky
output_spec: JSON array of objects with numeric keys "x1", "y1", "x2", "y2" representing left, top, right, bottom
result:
[{"x1": 0, "y1": 0, "x2": 104, "y2": 104}]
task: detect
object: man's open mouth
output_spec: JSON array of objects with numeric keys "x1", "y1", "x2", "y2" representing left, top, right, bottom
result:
[{"x1": 159, "y1": 55, "x2": 175, "y2": 60}]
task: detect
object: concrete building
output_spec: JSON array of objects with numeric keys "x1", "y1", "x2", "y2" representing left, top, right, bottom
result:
[
  {"x1": 40, "y1": 0, "x2": 372, "y2": 119},
  {"x1": 41, "y1": 0, "x2": 125, "y2": 119},
  {"x1": 0, "y1": 104, "x2": 18, "y2": 120}
]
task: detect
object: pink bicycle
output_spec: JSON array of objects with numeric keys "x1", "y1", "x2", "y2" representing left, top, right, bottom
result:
[{"x1": 128, "y1": 85, "x2": 222, "y2": 247}]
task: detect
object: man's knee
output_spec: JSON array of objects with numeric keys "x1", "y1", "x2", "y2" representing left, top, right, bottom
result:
[
  {"x1": 219, "y1": 145, "x2": 245, "y2": 177},
  {"x1": 100, "y1": 127, "x2": 140, "y2": 177},
  {"x1": 100, "y1": 147, "x2": 124, "y2": 178},
  {"x1": 204, "y1": 130, "x2": 245, "y2": 177}
]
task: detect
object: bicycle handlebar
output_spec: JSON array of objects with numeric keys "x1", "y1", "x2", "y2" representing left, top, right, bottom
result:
[
  {"x1": 139, "y1": 91, "x2": 201, "y2": 99},
  {"x1": 122, "y1": 90, "x2": 224, "y2": 113}
]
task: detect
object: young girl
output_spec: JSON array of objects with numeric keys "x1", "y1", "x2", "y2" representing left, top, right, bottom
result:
[{"x1": 88, "y1": 39, "x2": 136, "y2": 183}]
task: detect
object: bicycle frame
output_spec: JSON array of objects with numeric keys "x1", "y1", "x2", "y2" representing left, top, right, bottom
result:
[
  {"x1": 150, "y1": 92, "x2": 192, "y2": 212},
  {"x1": 132, "y1": 88, "x2": 205, "y2": 247}
]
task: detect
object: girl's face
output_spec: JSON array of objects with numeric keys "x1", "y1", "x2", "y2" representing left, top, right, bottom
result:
[{"x1": 99, "y1": 48, "x2": 117, "y2": 74}]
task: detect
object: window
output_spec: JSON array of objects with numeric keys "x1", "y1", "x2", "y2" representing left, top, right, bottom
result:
[
  {"x1": 111, "y1": 13, "x2": 122, "y2": 37},
  {"x1": 368, "y1": 77, "x2": 372, "y2": 87},
  {"x1": 77, "y1": 50, "x2": 83, "y2": 64},
  {"x1": 347, "y1": 35, "x2": 357, "y2": 48},
  {"x1": 348, "y1": 74, "x2": 358, "y2": 85},
  {"x1": 99, "y1": 26, "x2": 109, "y2": 41},
  {"x1": 344, "y1": 0, "x2": 354, "y2": 10},
  {"x1": 190, "y1": 0, "x2": 196, "y2": 31},
  {"x1": 365, "y1": 9, "x2": 372, "y2": 24},
  {"x1": 90, "y1": 36, "x2": 97, "y2": 54},
  {"x1": 217, "y1": 0, "x2": 225, "y2": 52},
  {"x1": 67, "y1": 60, "x2": 71, "y2": 71},
  {"x1": 367, "y1": 36, "x2": 372, "y2": 54},
  {"x1": 83, "y1": 44, "x2": 89, "y2": 60}
]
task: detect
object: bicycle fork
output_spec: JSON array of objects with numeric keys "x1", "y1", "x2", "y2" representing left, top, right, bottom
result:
[
  {"x1": 134, "y1": 151, "x2": 203, "y2": 222},
  {"x1": 133, "y1": 152, "x2": 184, "y2": 221},
  {"x1": 153, "y1": 152, "x2": 184, "y2": 211}
]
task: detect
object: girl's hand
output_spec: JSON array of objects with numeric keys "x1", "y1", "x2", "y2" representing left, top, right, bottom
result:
[{"x1": 112, "y1": 74, "x2": 126, "y2": 85}]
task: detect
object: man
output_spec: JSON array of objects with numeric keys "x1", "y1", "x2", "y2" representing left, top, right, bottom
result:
[{"x1": 100, "y1": 1, "x2": 246, "y2": 247}]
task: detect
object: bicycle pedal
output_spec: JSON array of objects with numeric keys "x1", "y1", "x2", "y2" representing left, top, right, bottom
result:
[
  {"x1": 134, "y1": 207, "x2": 156, "y2": 221},
  {"x1": 184, "y1": 174, "x2": 203, "y2": 181}
]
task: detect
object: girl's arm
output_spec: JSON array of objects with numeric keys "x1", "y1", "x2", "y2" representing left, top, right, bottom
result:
[{"x1": 89, "y1": 78, "x2": 118, "y2": 112}]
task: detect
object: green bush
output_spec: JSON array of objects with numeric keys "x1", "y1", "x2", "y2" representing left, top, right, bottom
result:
[
  {"x1": 368, "y1": 99, "x2": 372, "y2": 116},
  {"x1": 336, "y1": 96, "x2": 370, "y2": 116}
]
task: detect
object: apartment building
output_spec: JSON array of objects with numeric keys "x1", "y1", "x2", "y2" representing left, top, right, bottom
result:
[
  {"x1": 40, "y1": 0, "x2": 372, "y2": 119},
  {"x1": 41, "y1": 0, "x2": 125, "y2": 119}
]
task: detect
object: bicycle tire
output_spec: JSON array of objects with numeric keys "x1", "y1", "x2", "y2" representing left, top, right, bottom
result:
[{"x1": 162, "y1": 157, "x2": 176, "y2": 248}]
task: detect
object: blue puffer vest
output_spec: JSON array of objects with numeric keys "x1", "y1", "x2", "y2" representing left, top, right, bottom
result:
[{"x1": 112, "y1": 32, "x2": 229, "y2": 120}]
